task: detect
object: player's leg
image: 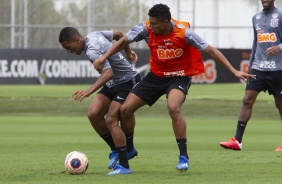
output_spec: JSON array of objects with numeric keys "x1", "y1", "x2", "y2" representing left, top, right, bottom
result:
[
  {"x1": 271, "y1": 70, "x2": 282, "y2": 120},
  {"x1": 167, "y1": 89, "x2": 186, "y2": 139},
  {"x1": 121, "y1": 72, "x2": 160, "y2": 121},
  {"x1": 271, "y1": 71, "x2": 282, "y2": 151},
  {"x1": 219, "y1": 90, "x2": 259, "y2": 150},
  {"x1": 121, "y1": 109, "x2": 137, "y2": 156},
  {"x1": 236, "y1": 89, "x2": 259, "y2": 139},
  {"x1": 274, "y1": 95, "x2": 282, "y2": 119},
  {"x1": 220, "y1": 69, "x2": 262, "y2": 150},
  {"x1": 274, "y1": 95, "x2": 282, "y2": 151},
  {"x1": 166, "y1": 76, "x2": 191, "y2": 172},
  {"x1": 117, "y1": 72, "x2": 163, "y2": 173},
  {"x1": 88, "y1": 88, "x2": 117, "y2": 169},
  {"x1": 120, "y1": 92, "x2": 147, "y2": 124},
  {"x1": 88, "y1": 93, "x2": 111, "y2": 136},
  {"x1": 237, "y1": 69, "x2": 261, "y2": 142},
  {"x1": 120, "y1": 75, "x2": 151, "y2": 133},
  {"x1": 105, "y1": 100, "x2": 133, "y2": 174},
  {"x1": 273, "y1": 95, "x2": 282, "y2": 151},
  {"x1": 167, "y1": 89, "x2": 189, "y2": 171},
  {"x1": 106, "y1": 75, "x2": 142, "y2": 175},
  {"x1": 238, "y1": 90, "x2": 259, "y2": 122},
  {"x1": 119, "y1": 75, "x2": 141, "y2": 159},
  {"x1": 119, "y1": 92, "x2": 146, "y2": 170}
]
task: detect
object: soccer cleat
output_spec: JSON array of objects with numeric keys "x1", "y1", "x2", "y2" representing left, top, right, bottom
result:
[
  {"x1": 176, "y1": 156, "x2": 189, "y2": 171},
  {"x1": 127, "y1": 148, "x2": 138, "y2": 160},
  {"x1": 108, "y1": 148, "x2": 138, "y2": 169},
  {"x1": 107, "y1": 164, "x2": 132, "y2": 175},
  {"x1": 274, "y1": 145, "x2": 282, "y2": 152},
  {"x1": 220, "y1": 137, "x2": 242, "y2": 151},
  {"x1": 108, "y1": 150, "x2": 119, "y2": 169}
]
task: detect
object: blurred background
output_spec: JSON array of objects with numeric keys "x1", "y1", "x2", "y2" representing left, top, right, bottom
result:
[
  {"x1": 0, "y1": 0, "x2": 280, "y2": 84},
  {"x1": 1, "y1": 0, "x2": 280, "y2": 49}
]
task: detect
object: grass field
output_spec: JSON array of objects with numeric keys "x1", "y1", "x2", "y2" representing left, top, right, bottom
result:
[{"x1": 0, "y1": 83, "x2": 281, "y2": 184}]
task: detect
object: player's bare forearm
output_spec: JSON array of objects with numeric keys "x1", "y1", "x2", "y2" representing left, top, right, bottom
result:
[
  {"x1": 204, "y1": 45, "x2": 256, "y2": 81},
  {"x1": 72, "y1": 68, "x2": 113, "y2": 102},
  {"x1": 204, "y1": 45, "x2": 236, "y2": 74},
  {"x1": 88, "y1": 68, "x2": 113, "y2": 93}
]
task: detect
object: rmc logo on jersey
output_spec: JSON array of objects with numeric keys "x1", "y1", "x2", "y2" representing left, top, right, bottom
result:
[
  {"x1": 257, "y1": 33, "x2": 277, "y2": 42},
  {"x1": 157, "y1": 48, "x2": 183, "y2": 59}
]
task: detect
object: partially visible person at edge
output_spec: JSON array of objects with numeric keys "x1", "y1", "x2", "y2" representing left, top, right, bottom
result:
[
  {"x1": 59, "y1": 27, "x2": 140, "y2": 175},
  {"x1": 93, "y1": 3, "x2": 256, "y2": 173},
  {"x1": 220, "y1": 0, "x2": 282, "y2": 152}
]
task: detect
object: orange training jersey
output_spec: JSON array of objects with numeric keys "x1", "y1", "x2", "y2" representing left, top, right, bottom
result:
[{"x1": 145, "y1": 19, "x2": 205, "y2": 77}]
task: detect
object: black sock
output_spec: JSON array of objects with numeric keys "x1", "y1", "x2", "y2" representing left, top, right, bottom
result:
[
  {"x1": 126, "y1": 132, "x2": 134, "y2": 152},
  {"x1": 235, "y1": 121, "x2": 247, "y2": 143},
  {"x1": 176, "y1": 138, "x2": 189, "y2": 159},
  {"x1": 101, "y1": 133, "x2": 116, "y2": 151},
  {"x1": 117, "y1": 146, "x2": 129, "y2": 169}
]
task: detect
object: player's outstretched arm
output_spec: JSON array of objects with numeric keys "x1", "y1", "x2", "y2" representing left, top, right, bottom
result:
[
  {"x1": 203, "y1": 45, "x2": 256, "y2": 82},
  {"x1": 72, "y1": 68, "x2": 113, "y2": 102}
]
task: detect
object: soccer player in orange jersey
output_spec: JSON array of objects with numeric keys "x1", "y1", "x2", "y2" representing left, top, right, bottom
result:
[{"x1": 94, "y1": 3, "x2": 255, "y2": 173}]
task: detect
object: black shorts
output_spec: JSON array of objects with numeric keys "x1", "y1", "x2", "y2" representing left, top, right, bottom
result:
[
  {"x1": 246, "y1": 69, "x2": 282, "y2": 96},
  {"x1": 131, "y1": 72, "x2": 192, "y2": 106},
  {"x1": 98, "y1": 74, "x2": 141, "y2": 104}
]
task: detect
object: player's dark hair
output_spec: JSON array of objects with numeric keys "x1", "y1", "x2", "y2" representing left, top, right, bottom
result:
[
  {"x1": 59, "y1": 27, "x2": 81, "y2": 43},
  {"x1": 148, "y1": 4, "x2": 171, "y2": 21}
]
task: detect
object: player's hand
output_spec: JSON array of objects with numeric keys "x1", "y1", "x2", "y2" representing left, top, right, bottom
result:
[
  {"x1": 234, "y1": 71, "x2": 256, "y2": 83},
  {"x1": 93, "y1": 58, "x2": 104, "y2": 73},
  {"x1": 266, "y1": 45, "x2": 281, "y2": 57},
  {"x1": 72, "y1": 90, "x2": 91, "y2": 102},
  {"x1": 127, "y1": 50, "x2": 138, "y2": 64}
]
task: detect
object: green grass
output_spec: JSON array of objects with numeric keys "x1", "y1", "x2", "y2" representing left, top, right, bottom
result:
[
  {"x1": 0, "y1": 84, "x2": 281, "y2": 183},
  {"x1": 0, "y1": 83, "x2": 279, "y2": 119}
]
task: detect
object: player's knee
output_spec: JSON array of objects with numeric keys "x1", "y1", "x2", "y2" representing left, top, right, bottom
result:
[
  {"x1": 105, "y1": 119, "x2": 112, "y2": 128},
  {"x1": 120, "y1": 105, "x2": 131, "y2": 119},
  {"x1": 105, "y1": 116, "x2": 118, "y2": 129},
  {"x1": 168, "y1": 105, "x2": 181, "y2": 117},
  {"x1": 87, "y1": 107, "x2": 99, "y2": 120},
  {"x1": 242, "y1": 96, "x2": 255, "y2": 107}
]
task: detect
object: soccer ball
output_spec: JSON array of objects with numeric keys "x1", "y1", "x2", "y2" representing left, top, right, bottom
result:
[{"x1": 64, "y1": 151, "x2": 89, "y2": 174}]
